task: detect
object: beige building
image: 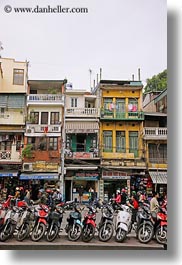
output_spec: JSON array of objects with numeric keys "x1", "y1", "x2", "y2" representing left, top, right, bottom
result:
[{"x1": 0, "y1": 58, "x2": 28, "y2": 192}]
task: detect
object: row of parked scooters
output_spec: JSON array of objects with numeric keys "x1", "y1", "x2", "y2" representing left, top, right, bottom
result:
[{"x1": 0, "y1": 195, "x2": 167, "y2": 245}]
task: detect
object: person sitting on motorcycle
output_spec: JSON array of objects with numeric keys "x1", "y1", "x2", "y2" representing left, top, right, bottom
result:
[
  {"x1": 112, "y1": 190, "x2": 121, "y2": 210},
  {"x1": 32, "y1": 189, "x2": 48, "y2": 205},
  {"x1": 126, "y1": 195, "x2": 139, "y2": 223}
]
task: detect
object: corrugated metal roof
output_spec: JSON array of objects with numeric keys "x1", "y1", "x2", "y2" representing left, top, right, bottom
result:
[{"x1": 149, "y1": 171, "x2": 167, "y2": 184}]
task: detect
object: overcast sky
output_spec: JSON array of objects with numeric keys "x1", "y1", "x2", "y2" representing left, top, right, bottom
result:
[{"x1": 0, "y1": 0, "x2": 167, "y2": 89}]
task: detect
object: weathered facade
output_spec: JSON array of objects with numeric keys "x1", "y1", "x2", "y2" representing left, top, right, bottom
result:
[
  {"x1": 0, "y1": 58, "x2": 28, "y2": 196},
  {"x1": 64, "y1": 89, "x2": 100, "y2": 202},
  {"x1": 94, "y1": 80, "x2": 146, "y2": 201},
  {"x1": 21, "y1": 80, "x2": 65, "y2": 194}
]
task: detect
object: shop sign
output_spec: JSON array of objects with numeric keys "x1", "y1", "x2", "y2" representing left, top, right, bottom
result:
[
  {"x1": 102, "y1": 171, "x2": 130, "y2": 180},
  {"x1": 103, "y1": 175, "x2": 130, "y2": 180},
  {"x1": 0, "y1": 172, "x2": 17, "y2": 177},
  {"x1": 74, "y1": 172, "x2": 99, "y2": 180},
  {"x1": 73, "y1": 152, "x2": 93, "y2": 159}
]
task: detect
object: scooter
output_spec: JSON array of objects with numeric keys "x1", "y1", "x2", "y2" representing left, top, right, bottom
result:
[
  {"x1": 30, "y1": 204, "x2": 49, "y2": 242},
  {"x1": 153, "y1": 206, "x2": 167, "y2": 245},
  {"x1": 136, "y1": 204, "x2": 154, "y2": 244},
  {"x1": 98, "y1": 203, "x2": 114, "y2": 242},
  {"x1": 46, "y1": 204, "x2": 64, "y2": 242},
  {"x1": 82, "y1": 205, "x2": 97, "y2": 242},
  {"x1": 115, "y1": 204, "x2": 132, "y2": 242},
  {"x1": 65, "y1": 204, "x2": 83, "y2": 241}
]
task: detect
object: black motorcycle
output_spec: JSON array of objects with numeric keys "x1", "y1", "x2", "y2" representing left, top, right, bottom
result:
[
  {"x1": 46, "y1": 204, "x2": 64, "y2": 242},
  {"x1": 136, "y1": 204, "x2": 154, "y2": 244},
  {"x1": 98, "y1": 203, "x2": 114, "y2": 242},
  {"x1": 65, "y1": 204, "x2": 83, "y2": 241}
]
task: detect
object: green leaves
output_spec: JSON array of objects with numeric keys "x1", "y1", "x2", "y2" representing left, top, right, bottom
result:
[{"x1": 144, "y1": 69, "x2": 167, "y2": 93}]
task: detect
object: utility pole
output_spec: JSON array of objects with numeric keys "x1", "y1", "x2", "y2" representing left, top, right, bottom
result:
[
  {"x1": 89, "y1": 69, "x2": 92, "y2": 91},
  {"x1": 0, "y1": 41, "x2": 3, "y2": 57}
]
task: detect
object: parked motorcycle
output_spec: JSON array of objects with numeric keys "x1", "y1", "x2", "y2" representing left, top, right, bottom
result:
[
  {"x1": 0, "y1": 205, "x2": 20, "y2": 241},
  {"x1": 153, "y1": 206, "x2": 167, "y2": 244},
  {"x1": 136, "y1": 204, "x2": 154, "y2": 244},
  {"x1": 65, "y1": 204, "x2": 83, "y2": 241},
  {"x1": 98, "y1": 203, "x2": 114, "y2": 242},
  {"x1": 30, "y1": 204, "x2": 49, "y2": 242},
  {"x1": 46, "y1": 204, "x2": 64, "y2": 242},
  {"x1": 115, "y1": 204, "x2": 132, "y2": 242},
  {"x1": 14, "y1": 201, "x2": 35, "y2": 241},
  {"x1": 82, "y1": 205, "x2": 97, "y2": 242}
]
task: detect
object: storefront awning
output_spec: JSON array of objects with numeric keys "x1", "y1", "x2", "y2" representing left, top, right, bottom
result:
[
  {"x1": 66, "y1": 166, "x2": 98, "y2": 170},
  {"x1": 20, "y1": 173, "x2": 59, "y2": 180},
  {"x1": 65, "y1": 121, "x2": 99, "y2": 133},
  {"x1": 0, "y1": 172, "x2": 17, "y2": 177},
  {"x1": 149, "y1": 171, "x2": 167, "y2": 184}
]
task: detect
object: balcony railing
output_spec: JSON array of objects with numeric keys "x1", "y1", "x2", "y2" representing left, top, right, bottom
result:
[
  {"x1": 0, "y1": 150, "x2": 21, "y2": 162},
  {"x1": 27, "y1": 94, "x2": 64, "y2": 104},
  {"x1": 26, "y1": 124, "x2": 61, "y2": 134},
  {"x1": 100, "y1": 110, "x2": 144, "y2": 120},
  {"x1": 65, "y1": 108, "x2": 99, "y2": 117},
  {"x1": 143, "y1": 127, "x2": 167, "y2": 139}
]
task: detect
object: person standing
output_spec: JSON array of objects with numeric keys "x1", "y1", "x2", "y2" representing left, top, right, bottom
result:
[
  {"x1": 150, "y1": 191, "x2": 159, "y2": 213},
  {"x1": 78, "y1": 185, "x2": 84, "y2": 204}
]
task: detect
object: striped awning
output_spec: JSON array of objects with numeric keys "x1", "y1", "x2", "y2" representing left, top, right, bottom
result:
[
  {"x1": 65, "y1": 121, "x2": 99, "y2": 133},
  {"x1": 149, "y1": 171, "x2": 167, "y2": 184},
  {"x1": 0, "y1": 94, "x2": 25, "y2": 108}
]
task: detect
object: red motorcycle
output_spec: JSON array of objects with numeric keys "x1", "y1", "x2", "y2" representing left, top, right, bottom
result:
[
  {"x1": 0, "y1": 195, "x2": 14, "y2": 231},
  {"x1": 30, "y1": 204, "x2": 49, "y2": 241},
  {"x1": 82, "y1": 205, "x2": 97, "y2": 242},
  {"x1": 154, "y1": 206, "x2": 167, "y2": 245}
]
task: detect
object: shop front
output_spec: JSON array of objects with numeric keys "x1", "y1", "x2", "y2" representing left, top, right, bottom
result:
[
  {"x1": 0, "y1": 171, "x2": 19, "y2": 200},
  {"x1": 64, "y1": 171, "x2": 99, "y2": 203},
  {"x1": 19, "y1": 173, "x2": 60, "y2": 200},
  {"x1": 149, "y1": 171, "x2": 167, "y2": 197},
  {"x1": 102, "y1": 171, "x2": 130, "y2": 202}
]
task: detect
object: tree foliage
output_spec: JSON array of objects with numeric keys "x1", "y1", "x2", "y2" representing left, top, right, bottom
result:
[{"x1": 144, "y1": 69, "x2": 167, "y2": 93}]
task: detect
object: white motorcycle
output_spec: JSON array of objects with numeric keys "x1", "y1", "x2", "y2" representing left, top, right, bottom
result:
[{"x1": 115, "y1": 204, "x2": 132, "y2": 242}]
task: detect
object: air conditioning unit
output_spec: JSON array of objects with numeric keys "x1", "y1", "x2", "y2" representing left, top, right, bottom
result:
[
  {"x1": 23, "y1": 163, "x2": 33, "y2": 171},
  {"x1": 26, "y1": 128, "x2": 34, "y2": 133}
]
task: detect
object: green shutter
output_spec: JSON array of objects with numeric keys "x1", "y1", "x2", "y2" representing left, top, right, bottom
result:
[
  {"x1": 71, "y1": 135, "x2": 77, "y2": 152},
  {"x1": 129, "y1": 131, "x2": 138, "y2": 157}
]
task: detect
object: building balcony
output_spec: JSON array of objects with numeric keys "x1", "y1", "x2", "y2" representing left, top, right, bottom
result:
[
  {"x1": 27, "y1": 94, "x2": 64, "y2": 106},
  {"x1": 65, "y1": 108, "x2": 99, "y2": 118},
  {"x1": 143, "y1": 127, "x2": 167, "y2": 140},
  {"x1": 0, "y1": 150, "x2": 21, "y2": 163},
  {"x1": 100, "y1": 110, "x2": 144, "y2": 120},
  {"x1": 25, "y1": 124, "x2": 61, "y2": 136}
]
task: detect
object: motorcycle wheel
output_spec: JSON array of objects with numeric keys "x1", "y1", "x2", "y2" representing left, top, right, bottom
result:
[
  {"x1": 16, "y1": 223, "x2": 30, "y2": 241},
  {"x1": 68, "y1": 224, "x2": 82, "y2": 241},
  {"x1": 31, "y1": 223, "x2": 46, "y2": 242},
  {"x1": 46, "y1": 224, "x2": 59, "y2": 242},
  {"x1": 137, "y1": 224, "x2": 154, "y2": 244},
  {"x1": 155, "y1": 225, "x2": 167, "y2": 245},
  {"x1": 115, "y1": 227, "x2": 127, "y2": 242},
  {"x1": 0, "y1": 222, "x2": 14, "y2": 242},
  {"x1": 98, "y1": 223, "x2": 114, "y2": 242},
  {"x1": 82, "y1": 224, "x2": 95, "y2": 242}
]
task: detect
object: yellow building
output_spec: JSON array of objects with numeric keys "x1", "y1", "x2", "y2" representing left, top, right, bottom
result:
[
  {"x1": 0, "y1": 58, "x2": 28, "y2": 193},
  {"x1": 95, "y1": 79, "x2": 146, "y2": 201}
]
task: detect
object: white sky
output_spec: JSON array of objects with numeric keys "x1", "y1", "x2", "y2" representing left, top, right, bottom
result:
[{"x1": 0, "y1": 0, "x2": 167, "y2": 89}]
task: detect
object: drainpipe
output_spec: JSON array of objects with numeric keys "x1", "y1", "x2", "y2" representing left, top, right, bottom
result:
[{"x1": 61, "y1": 79, "x2": 67, "y2": 200}]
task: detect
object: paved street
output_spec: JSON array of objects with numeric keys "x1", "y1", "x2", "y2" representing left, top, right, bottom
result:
[{"x1": 0, "y1": 208, "x2": 165, "y2": 250}]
